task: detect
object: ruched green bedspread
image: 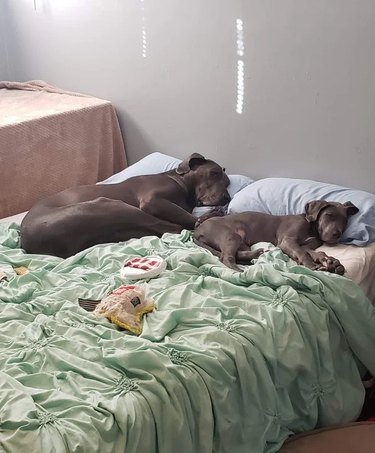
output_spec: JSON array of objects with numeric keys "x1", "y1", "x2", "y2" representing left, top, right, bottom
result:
[{"x1": 0, "y1": 223, "x2": 374, "y2": 453}]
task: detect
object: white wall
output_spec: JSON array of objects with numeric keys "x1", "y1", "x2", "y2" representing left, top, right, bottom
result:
[
  {"x1": 2, "y1": 0, "x2": 375, "y2": 193},
  {"x1": 0, "y1": 4, "x2": 11, "y2": 80}
]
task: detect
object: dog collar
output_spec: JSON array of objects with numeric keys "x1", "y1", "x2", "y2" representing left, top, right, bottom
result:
[{"x1": 167, "y1": 173, "x2": 189, "y2": 194}]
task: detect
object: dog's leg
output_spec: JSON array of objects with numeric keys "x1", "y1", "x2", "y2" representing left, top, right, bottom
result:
[
  {"x1": 217, "y1": 233, "x2": 246, "y2": 271},
  {"x1": 140, "y1": 199, "x2": 198, "y2": 229},
  {"x1": 236, "y1": 247, "x2": 264, "y2": 264},
  {"x1": 278, "y1": 238, "x2": 319, "y2": 270},
  {"x1": 307, "y1": 250, "x2": 345, "y2": 275},
  {"x1": 194, "y1": 229, "x2": 242, "y2": 271},
  {"x1": 194, "y1": 237, "x2": 262, "y2": 268},
  {"x1": 278, "y1": 239, "x2": 345, "y2": 274}
]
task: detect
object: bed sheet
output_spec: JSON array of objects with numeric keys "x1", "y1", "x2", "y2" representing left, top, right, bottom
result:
[
  {"x1": 318, "y1": 242, "x2": 375, "y2": 305},
  {"x1": 0, "y1": 223, "x2": 374, "y2": 453}
]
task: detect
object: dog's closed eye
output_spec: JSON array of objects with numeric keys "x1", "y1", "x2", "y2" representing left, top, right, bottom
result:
[{"x1": 210, "y1": 170, "x2": 224, "y2": 179}]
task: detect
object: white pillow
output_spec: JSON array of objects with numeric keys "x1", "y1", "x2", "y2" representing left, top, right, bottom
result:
[
  {"x1": 101, "y1": 152, "x2": 253, "y2": 199},
  {"x1": 101, "y1": 152, "x2": 181, "y2": 183}
]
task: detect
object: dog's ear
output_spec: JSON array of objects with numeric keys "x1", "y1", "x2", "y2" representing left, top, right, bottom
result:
[
  {"x1": 305, "y1": 200, "x2": 330, "y2": 222},
  {"x1": 176, "y1": 153, "x2": 206, "y2": 175},
  {"x1": 343, "y1": 201, "x2": 359, "y2": 216}
]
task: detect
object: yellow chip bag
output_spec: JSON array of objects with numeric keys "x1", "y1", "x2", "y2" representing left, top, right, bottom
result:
[{"x1": 93, "y1": 285, "x2": 155, "y2": 335}]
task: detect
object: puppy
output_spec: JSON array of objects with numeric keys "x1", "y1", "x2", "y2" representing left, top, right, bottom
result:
[{"x1": 193, "y1": 200, "x2": 359, "y2": 274}]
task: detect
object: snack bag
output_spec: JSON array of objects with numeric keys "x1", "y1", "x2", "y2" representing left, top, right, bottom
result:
[{"x1": 93, "y1": 285, "x2": 155, "y2": 335}]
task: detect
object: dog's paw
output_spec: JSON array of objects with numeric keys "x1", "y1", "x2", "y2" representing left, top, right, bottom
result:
[
  {"x1": 253, "y1": 248, "x2": 265, "y2": 258},
  {"x1": 315, "y1": 258, "x2": 345, "y2": 275},
  {"x1": 335, "y1": 265, "x2": 345, "y2": 275},
  {"x1": 220, "y1": 254, "x2": 242, "y2": 272},
  {"x1": 333, "y1": 262, "x2": 345, "y2": 275},
  {"x1": 206, "y1": 206, "x2": 227, "y2": 218},
  {"x1": 324, "y1": 257, "x2": 345, "y2": 275},
  {"x1": 310, "y1": 252, "x2": 345, "y2": 275}
]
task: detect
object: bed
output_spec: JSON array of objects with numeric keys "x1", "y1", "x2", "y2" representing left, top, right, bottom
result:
[
  {"x1": 0, "y1": 153, "x2": 374, "y2": 453},
  {"x1": 0, "y1": 80, "x2": 127, "y2": 219}
]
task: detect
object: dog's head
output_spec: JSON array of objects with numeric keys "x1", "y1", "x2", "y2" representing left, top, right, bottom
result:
[
  {"x1": 305, "y1": 200, "x2": 359, "y2": 244},
  {"x1": 176, "y1": 153, "x2": 230, "y2": 206}
]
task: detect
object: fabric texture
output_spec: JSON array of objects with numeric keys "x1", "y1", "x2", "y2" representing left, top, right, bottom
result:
[
  {"x1": 0, "y1": 80, "x2": 92, "y2": 97},
  {"x1": 0, "y1": 223, "x2": 374, "y2": 453},
  {"x1": 228, "y1": 177, "x2": 375, "y2": 246},
  {"x1": 0, "y1": 80, "x2": 127, "y2": 218}
]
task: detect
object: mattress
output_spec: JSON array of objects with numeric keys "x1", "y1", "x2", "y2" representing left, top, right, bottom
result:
[
  {"x1": 0, "y1": 80, "x2": 127, "y2": 218},
  {"x1": 0, "y1": 224, "x2": 374, "y2": 453},
  {"x1": 318, "y1": 242, "x2": 375, "y2": 305}
]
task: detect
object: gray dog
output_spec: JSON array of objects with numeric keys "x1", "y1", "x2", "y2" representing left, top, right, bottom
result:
[
  {"x1": 193, "y1": 200, "x2": 359, "y2": 274},
  {"x1": 21, "y1": 153, "x2": 230, "y2": 258}
]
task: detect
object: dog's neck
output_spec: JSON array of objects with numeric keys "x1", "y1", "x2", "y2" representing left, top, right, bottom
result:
[
  {"x1": 167, "y1": 172, "x2": 190, "y2": 194},
  {"x1": 168, "y1": 171, "x2": 198, "y2": 208},
  {"x1": 297, "y1": 217, "x2": 323, "y2": 248},
  {"x1": 307, "y1": 218, "x2": 323, "y2": 242}
]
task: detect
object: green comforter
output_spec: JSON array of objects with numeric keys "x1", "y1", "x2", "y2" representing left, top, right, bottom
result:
[{"x1": 0, "y1": 223, "x2": 374, "y2": 453}]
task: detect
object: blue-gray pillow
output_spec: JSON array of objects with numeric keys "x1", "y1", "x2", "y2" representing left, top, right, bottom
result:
[
  {"x1": 228, "y1": 177, "x2": 375, "y2": 246},
  {"x1": 101, "y1": 152, "x2": 253, "y2": 199}
]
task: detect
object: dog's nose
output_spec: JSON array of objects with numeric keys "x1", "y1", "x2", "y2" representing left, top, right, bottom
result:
[{"x1": 332, "y1": 229, "x2": 341, "y2": 239}]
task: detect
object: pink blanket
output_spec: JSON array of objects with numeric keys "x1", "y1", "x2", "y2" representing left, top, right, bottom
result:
[{"x1": 0, "y1": 81, "x2": 127, "y2": 218}]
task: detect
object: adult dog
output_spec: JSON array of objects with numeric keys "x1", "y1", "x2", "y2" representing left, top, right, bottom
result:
[
  {"x1": 193, "y1": 200, "x2": 359, "y2": 274},
  {"x1": 21, "y1": 153, "x2": 230, "y2": 258}
]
